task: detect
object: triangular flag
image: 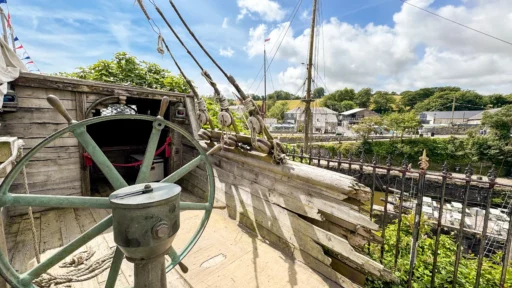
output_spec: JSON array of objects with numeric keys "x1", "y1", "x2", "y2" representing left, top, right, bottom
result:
[
  {"x1": 0, "y1": 0, "x2": 7, "y2": 4},
  {"x1": 6, "y1": 13, "x2": 10, "y2": 28},
  {"x1": 22, "y1": 56, "x2": 30, "y2": 60},
  {"x1": 15, "y1": 45, "x2": 22, "y2": 49},
  {"x1": 26, "y1": 61, "x2": 34, "y2": 64},
  {"x1": 264, "y1": 38, "x2": 270, "y2": 42},
  {"x1": 13, "y1": 36, "x2": 18, "y2": 42}
]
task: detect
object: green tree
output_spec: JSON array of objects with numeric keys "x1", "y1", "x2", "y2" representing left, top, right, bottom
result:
[
  {"x1": 320, "y1": 88, "x2": 357, "y2": 112},
  {"x1": 312, "y1": 87, "x2": 325, "y2": 99},
  {"x1": 352, "y1": 116, "x2": 383, "y2": 141},
  {"x1": 484, "y1": 94, "x2": 510, "y2": 108},
  {"x1": 267, "y1": 101, "x2": 289, "y2": 121},
  {"x1": 400, "y1": 87, "x2": 461, "y2": 110},
  {"x1": 372, "y1": 91, "x2": 396, "y2": 114},
  {"x1": 482, "y1": 105, "x2": 512, "y2": 140},
  {"x1": 414, "y1": 90, "x2": 484, "y2": 112},
  {"x1": 383, "y1": 112, "x2": 420, "y2": 139},
  {"x1": 339, "y1": 100, "x2": 357, "y2": 112},
  {"x1": 56, "y1": 52, "x2": 189, "y2": 92},
  {"x1": 203, "y1": 97, "x2": 249, "y2": 134},
  {"x1": 355, "y1": 87, "x2": 373, "y2": 108},
  {"x1": 267, "y1": 90, "x2": 296, "y2": 101}
]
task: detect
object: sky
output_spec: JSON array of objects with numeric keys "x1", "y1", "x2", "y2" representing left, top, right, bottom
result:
[{"x1": 7, "y1": 0, "x2": 512, "y2": 97}]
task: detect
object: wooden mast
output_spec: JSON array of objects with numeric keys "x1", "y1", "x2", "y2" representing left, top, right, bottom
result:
[{"x1": 303, "y1": 0, "x2": 318, "y2": 152}]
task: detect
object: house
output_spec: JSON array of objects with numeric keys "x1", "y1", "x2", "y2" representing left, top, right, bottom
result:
[
  {"x1": 419, "y1": 110, "x2": 483, "y2": 124},
  {"x1": 467, "y1": 108, "x2": 501, "y2": 125},
  {"x1": 339, "y1": 108, "x2": 380, "y2": 126},
  {"x1": 284, "y1": 107, "x2": 338, "y2": 133}
]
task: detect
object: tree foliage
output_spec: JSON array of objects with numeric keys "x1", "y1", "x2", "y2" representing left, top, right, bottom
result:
[
  {"x1": 372, "y1": 91, "x2": 396, "y2": 114},
  {"x1": 267, "y1": 90, "x2": 299, "y2": 101},
  {"x1": 352, "y1": 116, "x2": 383, "y2": 140},
  {"x1": 267, "y1": 101, "x2": 289, "y2": 121},
  {"x1": 484, "y1": 94, "x2": 511, "y2": 108},
  {"x1": 320, "y1": 88, "x2": 357, "y2": 112},
  {"x1": 313, "y1": 87, "x2": 325, "y2": 99},
  {"x1": 355, "y1": 87, "x2": 373, "y2": 108},
  {"x1": 482, "y1": 105, "x2": 512, "y2": 140},
  {"x1": 383, "y1": 112, "x2": 421, "y2": 139},
  {"x1": 400, "y1": 87, "x2": 461, "y2": 110},
  {"x1": 339, "y1": 100, "x2": 357, "y2": 112},
  {"x1": 203, "y1": 97, "x2": 249, "y2": 134},
  {"x1": 414, "y1": 90, "x2": 484, "y2": 112},
  {"x1": 56, "y1": 52, "x2": 189, "y2": 93}
]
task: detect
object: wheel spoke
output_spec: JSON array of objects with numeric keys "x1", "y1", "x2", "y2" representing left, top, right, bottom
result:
[
  {"x1": 105, "y1": 247, "x2": 124, "y2": 288},
  {"x1": 160, "y1": 155, "x2": 203, "y2": 184},
  {"x1": 73, "y1": 127, "x2": 128, "y2": 190},
  {"x1": 180, "y1": 202, "x2": 209, "y2": 211},
  {"x1": 136, "y1": 121, "x2": 164, "y2": 184},
  {"x1": 3, "y1": 194, "x2": 111, "y2": 209},
  {"x1": 20, "y1": 215, "x2": 113, "y2": 284}
]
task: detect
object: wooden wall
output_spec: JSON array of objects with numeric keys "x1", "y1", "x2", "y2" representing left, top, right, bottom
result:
[
  {"x1": 181, "y1": 146, "x2": 396, "y2": 287},
  {"x1": 0, "y1": 87, "x2": 81, "y2": 216}
]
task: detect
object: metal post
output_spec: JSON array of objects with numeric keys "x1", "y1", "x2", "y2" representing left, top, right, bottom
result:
[
  {"x1": 358, "y1": 152, "x2": 365, "y2": 183},
  {"x1": 326, "y1": 152, "x2": 331, "y2": 169},
  {"x1": 291, "y1": 147, "x2": 296, "y2": 162},
  {"x1": 337, "y1": 152, "x2": 342, "y2": 172},
  {"x1": 308, "y1": 149, "x2": 313, "y2": 165},
  {"x1": 133, "y1": 256, "x2": 167, "y2": 288},
  {"x1": 453, "y1": 163, "x2": 473, "y2": 287},
  {"x1": 500, "y1": 204, "x2": 512, "y2": 287},
  {"x1": 303, "y1": 0, "x2": 318, "y2": 152},
  {"x1": 394, "y1": 158, "x2": 408, "y2": 269},
  {"x1": 475, "y1": 166, "x2": 496, "y2": 288},
  {"x1": 369, "y1": 156, "x2": 377, "y2": 220},
  {"x1": 381, "y1": 155, "x2": 392, "y2": 262},
  {"x1": 299, "y1": 147, "x2": 304, "y2": 163},
  {"x1": 263, "y1": 43, "x2": 267, "y2": 118},
  {"x1": 317, "y1": 150, "x2": 321, "y2": 167},
  {"x1": 407, "y1": 150, "x2": 429, "y2": 287},
  {"x1": 431, "y1": 162, "x2": 449, "y2": 287}
]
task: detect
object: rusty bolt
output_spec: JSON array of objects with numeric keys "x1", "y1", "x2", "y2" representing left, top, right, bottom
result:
[{"x1": 152, "y1": 222, "x2": 170, "y2": 239}]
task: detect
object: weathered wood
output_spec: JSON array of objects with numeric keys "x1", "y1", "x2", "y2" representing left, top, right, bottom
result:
[
  {"x1": 12, "y1": 168, "x2": 80, "y2": 184},
  {"x1": 40, "y1": 210, "x2": 63, "y2": 254},
  {"x1": 15, "y1": 72, "x2": 190, "y2": 100},
  {"x1": 1, "y1": 123, "x2": 71, "y2": 138},
  {"x1": 77, "y1": 92, "x2": 91, "y2": 196},
  {"x1": 16, "y1": 86, "x2": 76, "y2": 100},
  {"x1": 24, "y1": 158, "x2": 80, "y2": 173},
  {"x1": 10, "y1": 213, "x2": 40, "y2": 273},
  {"x1": 0, "y1": 108, "x2": 77, "y2": 124},
  {"x1": 10, "y1": 180, "x2": 81, "y2": 194},
  {"x1": 18, "y1": 97, "x2": 75, "y2": 110},
  {"x1": 22, "y1": 137, "x2": 78, "y2": 149}
]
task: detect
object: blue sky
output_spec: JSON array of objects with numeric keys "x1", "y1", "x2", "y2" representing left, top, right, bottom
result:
[{"x1": 7, "y1": 0, "x2": 512, "y2": 96}]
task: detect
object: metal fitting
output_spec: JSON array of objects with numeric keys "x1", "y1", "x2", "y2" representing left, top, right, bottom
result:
[{"x1": 152, "y1": 222, "x2": 170, "y2": 239}]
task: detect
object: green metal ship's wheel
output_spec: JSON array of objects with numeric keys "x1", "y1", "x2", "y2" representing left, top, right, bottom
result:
[{"x1": 0, "y1": 96, "x2": 216, "y2": 288}]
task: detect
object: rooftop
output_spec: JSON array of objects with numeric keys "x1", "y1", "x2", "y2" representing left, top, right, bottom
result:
[
  {"x1": 340, "y1": 108, "x2": 366, "y2": 116},
  {"x1": 468, "y1": 108, "x2": 501, "y2": 120},
  {"x1": 420, "y1": 110, "x2": 483, "y2": 119}
]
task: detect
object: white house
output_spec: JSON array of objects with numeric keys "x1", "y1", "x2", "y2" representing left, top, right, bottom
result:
[
  {"x1": 284, "y1": 107, "x2": 338, "y2": 133},
  {"x1": 467, "y1": 108, "x2": 501, "y2": 125},
  {"x1": 339, "y1": 108, "x2": 380, "y2": 127},
  {"x1": 419, "y1": 111, "x2": 483, "y2": 125}
]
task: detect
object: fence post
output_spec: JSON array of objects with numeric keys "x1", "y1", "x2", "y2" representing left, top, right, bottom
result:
[
  {"x1": 369, "y1": 155, "x2": 377, "y2": 221},
  {"x1": 394, "y1": 158, "x2": 409, "y2": 269},
  {"x1": 431, "y1": 161, "x2": 449, "y2": 287},
  {"x1": 299, "y1": 147, "x2": 304, "y2": 163},
  {"x1": 358, "y1": 151, "x2": 365, "y2": 183},
  {"x1": 291, "y1": 147, "x2": 296, "y2": 162},
  {"x1": 308, "y1": 149, "x2": 313, "y2": 165},
  {"x1": 407, "y1": 150, "x2": 429, "y2": 287},
  {"x1": 475, "y1": 165, "x2": 496, "y2": 288},
  {"x1": 381, "y1": 155, "x2": 392, "y2": 262},
  {"x1": 348, "y1": 152, "x2": 353, "y2": 176},
  {"x1": 326, "y1": 152, "x2": 331, "y2": 169},
  {"x1": 317, "y1": 150, "x2": 321, "y2": 167},
  {"x1": 337, "y1": 151, "x2": 342, "y2": 172},
  {"x1": 453, "y1": 163, "x2": 473, "y2": 288}
]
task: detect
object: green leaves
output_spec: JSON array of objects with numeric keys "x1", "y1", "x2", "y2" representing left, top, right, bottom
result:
[
  {"x1": 383, "y1": 112, "x2": 421, "y2": 140},
  {"x1": 56, "y1": 52, "x2": 189, "y2": 93},
  {"x1": 267, "y1": 101, "x2": 288, "y2": 121}
]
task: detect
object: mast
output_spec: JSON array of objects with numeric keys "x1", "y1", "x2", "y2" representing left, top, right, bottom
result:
[
  {"x1": 263, "y1": 42, "x2": 267, "y2": 118},
  {"x1": 303, "y1": 0, "x2": 318, "y2": 152}
]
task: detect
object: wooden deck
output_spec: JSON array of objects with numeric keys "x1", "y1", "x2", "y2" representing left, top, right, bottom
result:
[{"x1": 5, "y1": 193, "x2": 337, "y2": 288}]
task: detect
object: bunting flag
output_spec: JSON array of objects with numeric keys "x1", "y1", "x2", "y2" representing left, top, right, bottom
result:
[
  {"x1": 15, "y1": 44, "x2": 22, "y2": 49},
  {"x1": 22, "y1": 56, "x2": 30, "y2": 60},
  {"x1": 0, "y1": 0, "x2": 7, "y2": 4},
  {"x1": 264, "y1": 38, "x2": 270, "y2": 42},
  {"x1": 6, "y1": 13, "x2": 10, "y2": 28},
  {"x1": 13, "y1": 36, "x2": 18, "y2": 42},
  {"x1": 26, "y1": 61, "x2": 34, "y2": 64}
]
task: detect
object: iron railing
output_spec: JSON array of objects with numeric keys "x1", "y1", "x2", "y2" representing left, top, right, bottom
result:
[{"x1": 286, "y1": 146, "x2": 512, "y2": 287}]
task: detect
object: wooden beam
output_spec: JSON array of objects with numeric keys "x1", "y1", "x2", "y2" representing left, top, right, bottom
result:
[{"x1": 76, "y1": 92, "x2": 91, "y2": 196}]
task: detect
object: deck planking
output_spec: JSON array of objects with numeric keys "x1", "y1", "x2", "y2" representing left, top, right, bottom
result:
[{"x1": 5, "y1": 192, "x2": 338, "y2": 288}]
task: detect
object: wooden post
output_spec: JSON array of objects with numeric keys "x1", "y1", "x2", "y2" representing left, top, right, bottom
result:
[
  {"x1": 303, "y1": 0, "x2": 318, "y2": 152},
  {"x1": 76, "y1": 92, "x2": 91, "y2": 196}
]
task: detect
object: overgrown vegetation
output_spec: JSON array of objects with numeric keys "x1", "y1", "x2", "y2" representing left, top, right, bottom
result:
[
  {"x1": 367, "y1": 214, "x2": 512, "y2": 287},
  {"x1": 203, "y1": 97, "x2": 249, "y2": 134}
]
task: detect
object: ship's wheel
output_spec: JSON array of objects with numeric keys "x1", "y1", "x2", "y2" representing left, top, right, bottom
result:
[{"x1": 0, "y1": 95, "x2": 216, "y2": 288}]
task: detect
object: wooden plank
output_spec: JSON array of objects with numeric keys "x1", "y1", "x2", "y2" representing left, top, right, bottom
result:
[
  {"x1": 18, "y1": 97, "x2": 75, "y2": 109},
  {"x1": 10, "y1": 180, "x2": 81, "y2": 194},
  {"x1": 76, "y1": 92, "x2": 91, "y2": 196},
  {"x1": 0, "y1": 123, "x2": 71, "y2": 138},
  {"x1": 21, "y1": 137, "x2": 78, "y2": 149},
  {"x1": 12, "y1": 168, "x2": 81, "y2": 184},
  {"x1": 0, "y1": 109, "x2": 77, "y2": 124},
  {"x1": 10, "y1": 213, "x2": 40, "y2": 273},
  {"x1": 5, "y1": 219, "x2": 20, "y2": 259},
  {"x1": 24, "y1": 158, "x2": 80, "y2": 173},
  {"x1": 59, "y1": 208, "x2": 100, "y2": 288},
  {"x1": 16, "y1": 86, "x2": 76, "y2": 100},
  {"x1": 39, "y1": 210, "x2": 63, "y2": 254}
]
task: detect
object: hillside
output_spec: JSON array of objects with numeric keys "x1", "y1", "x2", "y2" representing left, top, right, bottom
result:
[{"x1": 254, "y1": 99, "x2": 323, "y2": 110}]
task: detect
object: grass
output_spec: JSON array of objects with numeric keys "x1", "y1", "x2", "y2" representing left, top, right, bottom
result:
[{"x1": 253, "y1": 99, "x2": 323, "y2": 110}]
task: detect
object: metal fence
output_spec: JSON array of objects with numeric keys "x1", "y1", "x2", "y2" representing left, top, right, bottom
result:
[{"x1": 286, "y1": 146, "x2": 512, "y2": 287}]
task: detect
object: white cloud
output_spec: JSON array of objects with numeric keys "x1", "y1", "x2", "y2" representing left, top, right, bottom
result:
[
  {"x1": 237, "y1": 0, "x2": 286, "y2": 22},
  {"x1": 244, "y1": 0, "x2": 512, "y2": 95},
  {"x1": 219, "y1": 47, "x2": 235, "y2": 58},
  {"x1": 222, "y1": 17, "x2": 229, "y2": 29}
]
